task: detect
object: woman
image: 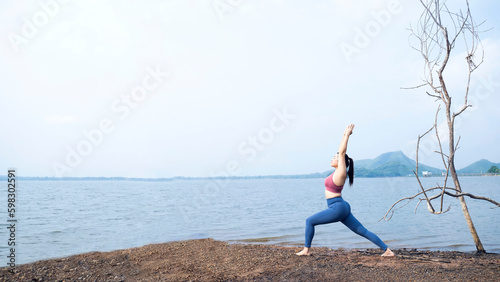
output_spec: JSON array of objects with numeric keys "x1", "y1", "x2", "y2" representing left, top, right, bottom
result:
[{"x1": 296, "y1": 124, "x2": 394, "y2": 257}]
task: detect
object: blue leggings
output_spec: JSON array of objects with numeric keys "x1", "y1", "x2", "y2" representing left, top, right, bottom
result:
[{"x1": 304, "y1": 197, "x2": 388, "y2": 250}]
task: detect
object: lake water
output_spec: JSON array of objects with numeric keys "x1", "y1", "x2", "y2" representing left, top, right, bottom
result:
[{"x1": 2, "y1": 176, "x2": 499, "y2": 265}]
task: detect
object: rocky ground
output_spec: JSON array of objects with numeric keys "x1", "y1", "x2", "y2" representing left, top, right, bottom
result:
[{"x1": 1, "y1": 238, "x2": 499, "y2": 281}]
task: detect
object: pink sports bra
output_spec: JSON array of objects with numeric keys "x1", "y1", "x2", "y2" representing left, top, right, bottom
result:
[{"x1": 325, "y1": 173, "x2": 343, "y2": 193}]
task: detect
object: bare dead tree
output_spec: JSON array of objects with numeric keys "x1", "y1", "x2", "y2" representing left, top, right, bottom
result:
[{"x1": 382, "y1": 0, "x2": 498, "y2": 253}]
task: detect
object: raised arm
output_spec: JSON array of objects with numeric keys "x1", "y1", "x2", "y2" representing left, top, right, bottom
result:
[
  {"x1": 333, "y1": 124, "x2": 354, "y2": 186},
  {"x1": 338, "y1": 124, "x2": 354, "y2": 155}
]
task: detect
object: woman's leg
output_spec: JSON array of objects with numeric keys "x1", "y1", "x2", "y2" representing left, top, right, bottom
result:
[
  {"x1": 297, "y1": 205, "x2": 348, "y2": 256},
  {"x1": 341, "y1": 213, "x2": 388, "y2": 251},
  {"x1": 303, "y1": 202, "x2": 349, "y2": 248}
]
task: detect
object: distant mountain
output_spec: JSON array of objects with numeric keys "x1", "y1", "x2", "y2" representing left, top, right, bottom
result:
[
  {"x1": 353, "y1": 151, "x2": 444, "y2": 177},
  {"x1": 457, "y1": 159, "x2": 500, "y2": 174}
]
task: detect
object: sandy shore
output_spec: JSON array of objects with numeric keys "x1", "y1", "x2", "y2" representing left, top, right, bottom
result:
[{"x1": 1, "y1": 238, "x2": 499, "y2": 281}]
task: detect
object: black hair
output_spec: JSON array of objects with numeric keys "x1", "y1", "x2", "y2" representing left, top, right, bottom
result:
[{"x1": 344, "y1": 154, "x2": 354, "y2": 186}]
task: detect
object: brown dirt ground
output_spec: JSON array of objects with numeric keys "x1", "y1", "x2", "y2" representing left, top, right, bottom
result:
[{"x1": 1, "y1": 238, "x2": 499, "y2": 281}]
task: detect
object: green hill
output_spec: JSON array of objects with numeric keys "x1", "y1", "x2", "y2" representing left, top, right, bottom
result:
[
  {"x1": 353, "y1": 151, "x2": 444, "y2": 177},
  {"x1": 457, "y1": 159, "x2": 500, "y2": 174}
]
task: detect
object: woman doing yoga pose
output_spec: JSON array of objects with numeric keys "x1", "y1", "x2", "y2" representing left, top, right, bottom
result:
[{"x1": 296, "y1": 124, "x2": 394, "y2": 257}]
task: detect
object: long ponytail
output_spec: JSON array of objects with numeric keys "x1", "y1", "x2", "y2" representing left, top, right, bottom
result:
[{"x1": 345, "y1": 154, "x2": 354, "y2": 186}]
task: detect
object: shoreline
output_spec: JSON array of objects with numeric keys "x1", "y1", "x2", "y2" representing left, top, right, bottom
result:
[
  {"x1": 1, "y1": 239, "x2": 499, "y2": 281},
  {"x1": 11, "y1": 237, "x2": 499, "y2": 267}
]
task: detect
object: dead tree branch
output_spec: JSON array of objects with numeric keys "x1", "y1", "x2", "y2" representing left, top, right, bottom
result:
[
  {"x1": 380, "y1": 187, "x2": 500, "y2": 221},
  {"x1": 392, "y1": 0, "x2": 495, "y2": 253}
]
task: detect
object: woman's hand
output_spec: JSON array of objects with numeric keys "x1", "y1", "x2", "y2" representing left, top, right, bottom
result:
[{"x1": 344, "y1": 124, "x2": 355, "y2": 136}]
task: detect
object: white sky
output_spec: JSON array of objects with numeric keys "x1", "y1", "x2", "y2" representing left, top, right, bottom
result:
[{"x1": 1, "y1": 0, "x2": 499, "y2": 178}]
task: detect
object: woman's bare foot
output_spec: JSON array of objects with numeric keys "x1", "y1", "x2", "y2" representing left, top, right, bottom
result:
[
  {"x1": 296, "y1": 247, "x2": 311, "y2": 256},
  {"x1": 381, "y1": 248, "x2": 395, "y2": 257}
]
